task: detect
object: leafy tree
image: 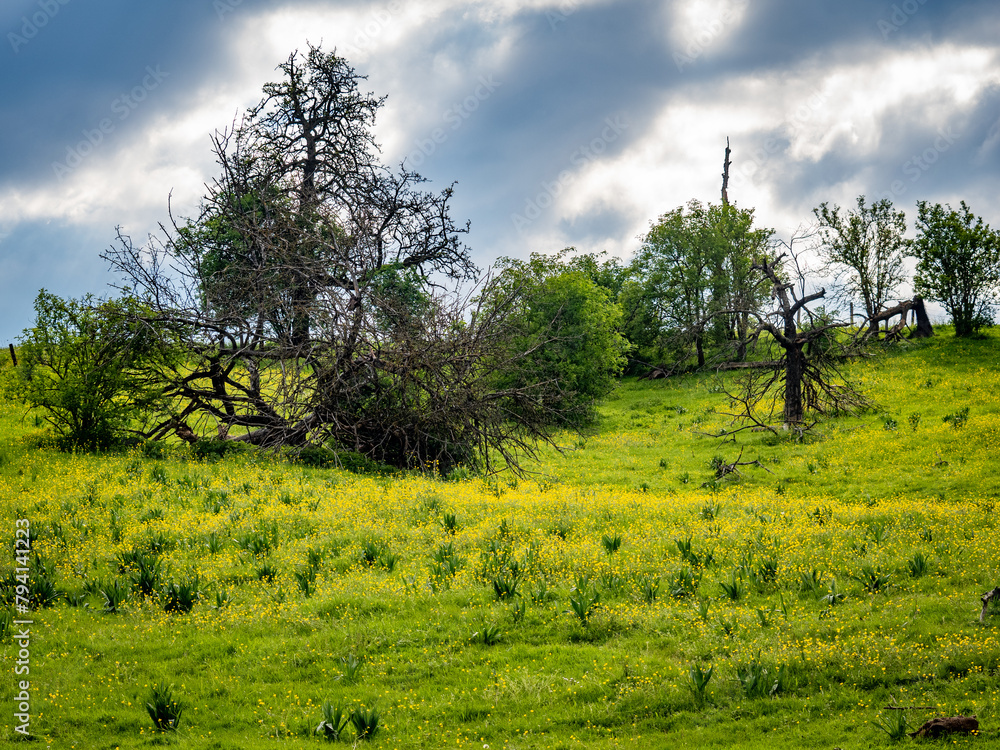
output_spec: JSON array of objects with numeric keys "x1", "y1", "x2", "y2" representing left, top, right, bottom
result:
[
  {"x1": 911, "y1": 201, "x2": 1000, "y2": 337},
  {"x1": 492, "y1": 251, "x2": 629, "y2": 426},
  {"x1": 709, "y1": 203, "x2": 774, "y2": 359},
  {"x1": 813, "y1": 196, "x2": 908, "y2": 333},
  {"x1": 12, "y1": 292, "x2": 171, "y2": 449},
  {"x1": 628, "y1": 201, "x2": 771, "y2": 370}
]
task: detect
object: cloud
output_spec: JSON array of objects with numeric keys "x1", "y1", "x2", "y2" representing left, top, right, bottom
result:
[{"x1": 1, "y1": 0, "x2": 999, "y2": 344}]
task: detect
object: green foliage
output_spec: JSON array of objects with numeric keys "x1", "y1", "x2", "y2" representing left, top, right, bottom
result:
[
  {"x1": 491, "y1": 250, "x2": 629, "y2": 426},
  {"x1": 569, "y1": 575, "x2": 601, "y2": 624},
  {"x1": 720, "y1": 572, "x2": 744, "y2": 602},
  {"x1": 146, "y1": 683, "x2": 183, "y2": 732},
  {"x1": 943, "y1": 406, "x2": 970, "y2": 429},
  {"x1": 601, "y1": 533, "x2": 622, "y2": 554},
  {"x1": 315, "y1": 702, "x2": 349, "y2": 740},
  {"x1": 911, "y1": 200, "x2": 1000, "y2": 337},
  {"x1": 627, "y1": 201, "x2": 772, "y2": 368},
  {"x1": 338, "y1": 653, "x2": 364, "y2": 684},
  {"x1": 126, "y1": 552, "x2": 166, "y2": 599},
  {"x1": 191, "y1": 439, "x2": 256, "y2": 461},
  {"x1": 294, "y1": 566, "x2": 317, "y2": 597},
  {"x1": 162, "y1": 576, "x2": 201, "y2": 614},
  {"x1": 813, "y1": 196, "x2": 908, "y2": 325},
  {"x1": 472, "y1": 620, "x2": 502, "y2": 646},
  {"x1": 431, "y1": 541, "x2": 463, "y2": 573},
  {"x1": 640, "y1": 575, "x2": 660, "y2": 604},
  {"x1": 820, "y1": 579, "x2": 846, "y2": 607},
  {"x1": 100, "y1": 578, "x2": 129, "y2": 614},
  {"x1": 687, "y1": 663, "x2": 713, "y2": 707},
  {"x1": 906, "y1": 552, "x2": 929, "y2": 578},
  {"x1": 852, "y1": 563, "x2": 891, "y2": 594},
  {"x1": 874, "y1": 710, "x2": 911, "y2": 741},
  {"x1": 735, "y1": 655, "x2": 789, "y2": 698},
  {"x1": 348, "y1": 705, "x2": 380, "y2": 741},
  {"x1": 12, "y1": 291, "x2": 173, "y2": 450},
  {"x1": 669, "y1": 566, "x2": 701, "y2": 598},
  {"x1": 799, "y1": 568, "x2": 827, "y2": 598}
]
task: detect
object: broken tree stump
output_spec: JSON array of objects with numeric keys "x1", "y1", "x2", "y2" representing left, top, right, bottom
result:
[
  {"x1": 909, "y1": 716, "x2": 979, "y2": 738},
  {"x1": 980, "y1": 587, "x2": 1000, "y2": 622}
]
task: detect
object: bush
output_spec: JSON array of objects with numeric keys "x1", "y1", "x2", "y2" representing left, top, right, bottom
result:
[
  {"x1": 12, "y1": 291, "x2": 172, "y2": 450},
  {"x1": 490, "y1": 251, "x2": 629, "y2": 426},
  {"x1": 146, "y1": 683, "x2": 183, "y2": 731},
  {"x1": 191, "y1": 439, "x2": 256, "y2": 461}
]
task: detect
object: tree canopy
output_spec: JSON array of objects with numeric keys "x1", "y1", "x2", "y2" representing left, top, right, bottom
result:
[
  {"x1": 813, "y1": 196, "x2": 908, "y2": 333},
  {"x1": 627, "y1": 200, "x2": 772, "y2": 369},
  {"x1": 911, "y1": 201, "x2": 1000, "y2": 337},
  {"x1": 99, "y1": 46, "x2": 586, "y2": 473}
]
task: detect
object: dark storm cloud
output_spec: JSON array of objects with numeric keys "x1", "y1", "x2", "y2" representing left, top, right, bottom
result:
[
  {"x1": 0, "y1": 0, "x2": 281, "y2": 189},
  {"x1": 2, "y1": 0, "x2": 1000, "y2": 343},
  {"x1": 400, "y1": 1, "x2": 676, "y2": 257}
]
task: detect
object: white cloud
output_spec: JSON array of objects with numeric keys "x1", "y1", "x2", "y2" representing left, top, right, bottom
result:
[{"x1": 526, "y1": 40, "x2": 1000, "y2": 258}]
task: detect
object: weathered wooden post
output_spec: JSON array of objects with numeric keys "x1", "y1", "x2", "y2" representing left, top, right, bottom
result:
[{"x1": 8, "y1": 343, "x2": 16, "y2": 367}]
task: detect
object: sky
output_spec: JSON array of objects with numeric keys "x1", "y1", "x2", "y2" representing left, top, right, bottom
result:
[{"x1": 2, "y1": 0, "x2": 999, "y2": 344}]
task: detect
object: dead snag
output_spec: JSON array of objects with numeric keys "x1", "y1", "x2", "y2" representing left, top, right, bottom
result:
[
  {"x1": 711, "y1": 447, "x2": 773, "y2": 480},
  {"x1": 980, "y1": 587, "x2": 1000, "y2": 622},
  {"x1": 909, "y1": 716, "x2": 979, "y2": 738}
]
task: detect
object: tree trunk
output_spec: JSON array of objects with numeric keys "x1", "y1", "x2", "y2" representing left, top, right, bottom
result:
[
  {"x1": 721, "y1": 137, "x2": 732, "y2": 206},
  {"x1": 909, "y1": 296, "x2": 933, "y2": 338},
  {"x1": 909, "y1": 716, "x2": 978, "y2": 738},
  {"x1": 784, "y1": 343, "x2": 805, "y2": 425}
]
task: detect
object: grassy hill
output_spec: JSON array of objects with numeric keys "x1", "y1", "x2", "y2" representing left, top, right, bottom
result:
[{"x1": 1, "y1": 328, "x2": 998, "y2": 748}]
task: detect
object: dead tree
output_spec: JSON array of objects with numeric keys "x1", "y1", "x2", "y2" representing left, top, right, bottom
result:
[
  {"x1": 102, "y1": 46, "x2": 581, "y2": 475},
  {"x1": 909, "y1": 716, "x2": 979, "y2": 738},
  {"x1": 856, "y1": 296, "x2": 934, "y2": 343},
  {"x1": 721, "y1": 137, "x2": 732, "y2": 206},
  {"x1": 705, "y1": 254, "x2": 868, "y2": 436},
  {"x1": 747, "y1": 255, "x2": 866, "y2": 426},
  {"x1": 980, "y1": 587, "x2": 1000, "y2": 622}
]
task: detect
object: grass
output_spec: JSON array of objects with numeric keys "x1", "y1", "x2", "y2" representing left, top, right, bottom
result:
[{"x1": 0, "y1": 329, "x2": 999, "y2": 747}]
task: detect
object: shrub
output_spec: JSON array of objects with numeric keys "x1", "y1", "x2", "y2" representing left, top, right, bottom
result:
[
  {"x1": 688, "y1": 663, "x2": 713, "y2": 707},
  {"x1": 163, "y1": 576, "x2": 201, "y2": 614},
  {"x1": 489, "y1": 252, "x2": 629, "y2": 427},
  {"x1": 146, "y1": 683, "x2": 183, "y2": 731},
  {"x1": 349, "y1": 705, "x2": 380, "y2": 741},
  {"x1": 315, "y1": 702, "x2": 349, "y2": 740},
  {"x1": 12, "y1": 291, "x2": 172, "y2": 450},
  {"x1": 100, "y1": 579, "x2": 129, "y2": 614},
  {"x1": 569, "y1": 576, "x2": 601, "y2": 625},
  {"x1": 601, "y1": 533, "x2": 622, "y2": 554},
  {"x1": 337, "y1": 653, "x2": 364, "y2": 683}
]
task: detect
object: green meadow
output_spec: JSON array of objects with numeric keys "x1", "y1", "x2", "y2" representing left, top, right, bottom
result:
[{"x1": 1, "y1": 328, "x2": 1000, "y2": 748}]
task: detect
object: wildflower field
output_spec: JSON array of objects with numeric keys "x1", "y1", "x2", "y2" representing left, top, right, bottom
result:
[{"x1": 2, "y1": 330, "x2": 1000, "y2": 748}]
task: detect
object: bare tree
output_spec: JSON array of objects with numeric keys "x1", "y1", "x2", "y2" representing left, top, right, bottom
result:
[
  {"x1": 102, "y1": 46, "x2": 587, "y2": 474},
  {"x1": 713, "y1": 253, "x2": 867, "y2": 433}
]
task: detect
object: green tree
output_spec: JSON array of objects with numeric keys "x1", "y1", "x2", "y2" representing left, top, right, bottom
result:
[
  {"x1": 709, "y1": 203, "x2": 773, "y2": 359},
  {"x1": 628, "y1": 201, "x2": 771, "y2": 369},
  {"x1": 813, "y1": 196, "x2": 908, "y2": 334},
  {"x1": 492, "y1": 251, "x2": 629, "y2": 426},
  {"x1": 911, "y1": 201, "x2": 1000, "y2": 337},
  {"x1": 13, "y1": 292, "x2": 171, "y2": 449}
]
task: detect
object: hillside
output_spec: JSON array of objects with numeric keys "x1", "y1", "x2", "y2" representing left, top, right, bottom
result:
[{"x1": 0, "y1": 329, "x2": 998, "y2": 748}]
